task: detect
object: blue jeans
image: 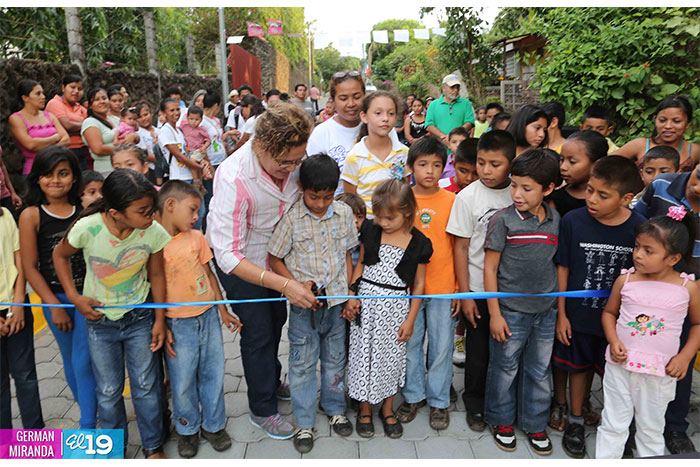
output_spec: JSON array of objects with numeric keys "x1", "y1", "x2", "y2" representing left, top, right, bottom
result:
[
  {"x1": 43, "y1": 293, "x2": 97, "y2": 428},
  {"x1": 403, "y1": 298, "x2": 456, "y2": 408},
  {"x1": 86, "y1": 307, "x2": 164, "y2": 450},
  {"x1": 288, "y1": 304, "x2": 347, "y2": 429},
  {"x1": 165, "y1": 306, "x2": 226, "y2": 435},
  {"x1": 0, "y1": 307, "x2": 44, "y2": 429},
  {"x1": 485, "y1": 307, "x2": 557, "y2": 433}
]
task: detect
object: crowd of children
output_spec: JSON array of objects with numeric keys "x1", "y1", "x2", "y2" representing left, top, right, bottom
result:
[{"x1": 1, "y1": 82, "x2": 699, "y2": 461}]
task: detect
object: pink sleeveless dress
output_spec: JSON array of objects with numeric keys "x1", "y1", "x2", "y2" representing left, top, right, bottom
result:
[
  {"x1": 605, "y1": 267, "x2": 693, "y2": 377},
  {"x1": 12, "y1": 110, "x2": 58, "y2": 174}
]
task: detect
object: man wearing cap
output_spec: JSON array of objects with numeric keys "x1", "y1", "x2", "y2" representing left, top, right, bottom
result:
[
  {"x1": 224, "y1": 90, "x2": 240, "y2": 118},
  {"x1": 425, "y1": 74, "x2": 475, "y2": 145}
]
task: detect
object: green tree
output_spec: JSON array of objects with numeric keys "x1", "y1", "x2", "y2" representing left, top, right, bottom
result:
[
  {"x1": 366, "y1": 18, "x2": 421, "y2": 83},
  {"x1": 375, "y1": 42, "x2": 447, "y2": 98},
  {"x1": 313, "y1": 44, "x2": 361, "y2": 90},
  {"x1": 527, "y1": 7, "x2": 700, "y2": 143}
]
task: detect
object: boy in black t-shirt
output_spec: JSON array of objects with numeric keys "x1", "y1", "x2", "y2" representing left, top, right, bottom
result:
[{"x1": 551, "y1": 156, "x2": 645, "y2": 459}]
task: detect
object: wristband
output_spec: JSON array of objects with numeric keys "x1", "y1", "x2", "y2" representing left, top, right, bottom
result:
[
  {"x1": 281, "y1": 279, "x2": 290, "y2": 296},
  {"x1": 259, "y1": 270, "x2": 266, "y2": 287}
]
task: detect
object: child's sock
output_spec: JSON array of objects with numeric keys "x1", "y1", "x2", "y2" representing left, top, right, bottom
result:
[{"x1": 569, "y1": 414, "x2": 584, "y2": 425}]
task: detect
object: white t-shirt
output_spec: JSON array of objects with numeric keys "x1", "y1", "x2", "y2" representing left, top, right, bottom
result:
[
  {"x1": 159, "y1": 122, "x2": 192, "y2": 180},
  {"x1": 137, "y1": 126, "x2": 159, "y2": 170},
  {"x1": 226, "y1": 108, "x2": 246, "y2": 131},
  {"x1": 201, "y1": 115, "x2": 227, "y2": 166},
  {"x1": 445, "y1": 180, "x2": 512, "y2": 292},
  {"x1": 241, "y1": 115, "x2": 258, "y2": 138},
  {"x1": 306, "y1": 116, "x2": 401, "y2": 194}
]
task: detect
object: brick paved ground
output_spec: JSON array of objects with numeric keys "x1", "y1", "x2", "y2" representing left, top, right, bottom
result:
[{"x1": 10, "y1": 323, "x2": 700, "y2": 459}]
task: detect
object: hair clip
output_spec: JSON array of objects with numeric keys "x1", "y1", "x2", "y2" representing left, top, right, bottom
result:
[{"x1": 667, "y1": 205, "x2": 686, "y2": 221}]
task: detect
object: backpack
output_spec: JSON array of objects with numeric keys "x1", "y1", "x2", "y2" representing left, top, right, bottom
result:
[{"x1": 152, "y1": 143, "x2": 171, "y2": 175}]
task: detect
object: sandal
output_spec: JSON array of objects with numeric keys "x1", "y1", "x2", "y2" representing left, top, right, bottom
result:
[
  {"x1": 547, "y1": 399, "x2": 567, "y2": 432},
  {"x1": 379, "y1": 412, "x2": 403, "y2": 439},
  {"x1": 356, "y1": 413, "x2": 374, "y2": 438},
  {"x1": 582, "y1": 395, "x2": 601, "y2": 426}
]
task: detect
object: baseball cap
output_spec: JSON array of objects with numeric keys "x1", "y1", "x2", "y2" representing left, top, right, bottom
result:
[
  {"x1": 442, "y1": 74, "x2": 460, "y2": 87},
  {"x1": 228, "y1": 90, "x2": 239, "y2": 98}
]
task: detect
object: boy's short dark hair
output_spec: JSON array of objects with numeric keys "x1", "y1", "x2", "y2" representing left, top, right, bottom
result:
[
  {"x1": 157, "y1": 179, "x2": 202, "y2": 211},
  {"x1": 187, "y1": 105, "x2": 203, "y2": 117},
  {"x1": 542, "y1": 101, "x2": 566, "y2": 129},
  {"x1": 164, "y1": 85, "x2": 182, "y2": 98},
  {"x1": 448, "y1": 126, "x2": 470, "y2": 140},
  {"x1": 82, "y1": 170, "x2": 104, "y2": 187},
  {"x1": 407, "y1": 135, "x2": 447, "y2": 167},
  {"x1": 299, "y1": 154, "x2": 340, "y2": 192},
  {"x1": 582, "y1": 105, "x2": 613, "y2": 125},
  {"x1": 336, "y1": 192, "x2": 366, "y2": 217},
  {"x1": 511, "y1": 148, "x2": 560, "y2": 188},
  {"x1": 477, "y1": 129, "x2": 517, "y2": 162},
  {"x1": 203, "y1": 92, "x2": 221, "y2": 108},
  {"x1": 489, "y1": 112, "x2": 511, "y2": 130},
  {"x1": 641, "y1": 146, "x2": 681, "y2": 171},
  {"x1": 454, "y1": 138, "x2": 478, "y2": 165},
  {"x1": 485, "y1": 102, "x2": 504, "y2": 114},
  {"x1": 591, "y1": 156, "x2": 644, "y2": 196},
  {"x1": 238, "y1": 84, "x2": 253, "y2": 94},
  {"x1": 295, "y1": 83, "x2": 307, "y2": 92},
  {"x1": 266, "y1": 89, "x2": 281, "y2": 98}
]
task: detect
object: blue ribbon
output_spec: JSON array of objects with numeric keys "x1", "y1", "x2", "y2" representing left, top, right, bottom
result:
[{"x1": 0, "y1": 289, "x2": 610, "y2": 309}]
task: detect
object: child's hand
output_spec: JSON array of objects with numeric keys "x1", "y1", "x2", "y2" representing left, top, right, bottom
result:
[
  {"x1": 0, "y1": 316, "x2": 6, "y2": 337},
  {"x1": 220, "y1": 307, "x2": 242, "y2": 333},
  {"x1": 609, "y1": 340, "x2": 627, "y2": 362},
  {"x1": 151, "y1": 318, "x2": 165, "y2": 352},
  {"x1": 450, "y1": 299, "x2": 461, "y2": 318},
  {"x1": 666, "y1": 354, "x2": 691, "y2": 380},
  {"x1": 165, "y1": 327, "x2": 176, "y2": 358},
  {"x1": 461, "y1": 299, "x2": 480, "y2": 328},
  {"x1": 342, "y1": 298, "x2": 360, "y2": 321},
  {"x1": 4, "y1": 306, "x2": 25, "y2": 337},
  {"x1": 71, "y1": 295, "x2": 105, "y2": 321},
  {"x1": 50, "y1": 307, "x2": 74, "y2": 333},
  {"x1": 489, "y1": 314, "x2": 511, "y2": 343},
  {"x1": 556, "y1": 314, "x2": 572, "y2": 346},
  {"x1": 397, "y1": 319, "x2": 415, "y2": 342}
]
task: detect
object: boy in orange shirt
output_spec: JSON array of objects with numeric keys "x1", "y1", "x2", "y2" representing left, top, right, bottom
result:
[
  {"x1": 156, "y1": 180, "x2": 241, "y2": 458},
  {"x1": 395, "y1": 136, "x2": 458, "y2": 430}
]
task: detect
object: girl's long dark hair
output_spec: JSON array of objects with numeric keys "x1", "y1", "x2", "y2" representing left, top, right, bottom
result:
[
  {"x1": 25, "y1": 145, "x2": 82, "y2": 207},
  {"x1": 86, "y1": 87, "x2": 114, "y2": 129},
  {"x1": 506, "y1": 104, "x2": 549, "y2": 148},
  {"x1": 74, "y1": 168, "x2": 157, "y2": 224},
  {"x1": 12, "y1": 79, "x2": 40, "y2": 113}
]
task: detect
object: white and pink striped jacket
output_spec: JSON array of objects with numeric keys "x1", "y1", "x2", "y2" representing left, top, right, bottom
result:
[{"x1": 206, "y1": 141, "x2": 301, "y2": 274}]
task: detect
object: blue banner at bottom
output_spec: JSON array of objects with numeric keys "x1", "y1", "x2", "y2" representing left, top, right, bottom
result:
[{"x1": 62, "y1": 429, "x2": 124, "y2": 459}]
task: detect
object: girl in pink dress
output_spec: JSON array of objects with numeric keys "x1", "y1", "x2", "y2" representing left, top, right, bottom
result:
[{"x1": 597, "y1": 207, "x2": 700, "y2": 458}]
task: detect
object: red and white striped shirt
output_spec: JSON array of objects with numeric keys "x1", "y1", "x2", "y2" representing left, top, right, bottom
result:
[{"x1": 205, "y1": 141, "x2": 301, "y2": 274}]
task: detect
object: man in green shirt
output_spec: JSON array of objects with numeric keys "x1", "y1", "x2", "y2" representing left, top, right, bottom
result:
[{"x1": 425, "y1": 74, "x2": 475, "y2": 145}]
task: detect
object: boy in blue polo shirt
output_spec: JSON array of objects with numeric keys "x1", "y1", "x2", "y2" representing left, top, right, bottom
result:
[{"x1": 483, "y1": 149, "x2": 560, "y2": 455}]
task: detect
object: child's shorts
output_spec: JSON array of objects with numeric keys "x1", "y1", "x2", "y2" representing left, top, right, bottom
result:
[{"x1": 552, "y1": 330, "x2": 607, "y2": 375}]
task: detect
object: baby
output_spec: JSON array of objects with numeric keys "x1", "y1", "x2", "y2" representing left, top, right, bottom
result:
[
  {"x1": 179, "y1": 105, "x2": 213, "y2": 195},
  {"x1": 116, "y1": 107, "x2": 139, "y2": 144}
]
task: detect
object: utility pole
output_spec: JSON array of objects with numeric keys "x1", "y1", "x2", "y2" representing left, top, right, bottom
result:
[
  {"x1": 64, "y1": 7, "x2": 86, "y2": 77},
  {"x1": 143, "y1": 9, "x2": 158, "y2": 76},
  {"x1": 218, "y1": 8, "x2": 229, "y2": 100},
  {"x1": 307, "y1": 23, "x2": 312, "y2": 85}
]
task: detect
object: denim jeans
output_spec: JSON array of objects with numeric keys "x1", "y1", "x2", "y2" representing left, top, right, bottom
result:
[
  {"x1": 43, "y1": 293, "x2": 97, "y2": 428},
  {"x1": 288, "y1": 303, "x2": 346, "y2": 429},
  {"x1": 0, "y1": 307, "x2": 44, "y2": 429},
  {"x1": 165, "y1": 306, "x2": 226, "y2": 435},
  {"x1": 403, "y1": 298, "x2": 456, "y2": 408},
  {"x1": 485, "y1": 307, "x2": 557, "y2": 433},
  {"x1": 86, "y1": 307, "x2": 164, "y2": 450}
]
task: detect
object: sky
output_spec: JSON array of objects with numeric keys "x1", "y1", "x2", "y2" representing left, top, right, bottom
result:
[{"x1": 306, "y1": 5, "x2": 501, "y2": 58}]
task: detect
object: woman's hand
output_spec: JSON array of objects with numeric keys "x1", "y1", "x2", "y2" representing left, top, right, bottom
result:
[
  {"x1": 10, "y1": 192, "x2": 22, "y2": 210},
  {"x1": 124, "y1": 132, "x2": 139, "y2": 144},
  {"x1": 397, "y1": 318, "x2": 415, "y2": 342},
  {"x1": 70, "y1": 294, "x2": 105, "y2": 321},
  {"x1": 284, "y1": 280, "x2": 318, "y2": 309},
  {"x1": 4, "y1": 306, "x2": 26, "y2": 336},
  {"x1": 51, "y1": 306, "x2": 73, "y2": 333}
]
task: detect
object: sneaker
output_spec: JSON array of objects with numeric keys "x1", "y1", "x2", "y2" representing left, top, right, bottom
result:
[
  {"x1": 527, "y1": 431, "x2": 552, "y2": 455},
  {"x1": 249, "y1": 412, "x2": 297, "y2": 440},
  {"x1": 200, "y1": 428, "x2": 231, "y2": 452},
  {"x1": 293, "y1": 429, "x2": 314, "y2": 454},
  {"x1": 429, "y1": 407, "x2": 450, "y2": 430},
  {"x1": 492, "y1": 425, "x2": 517, "y2": 451},
  {"x1": 276, "y1": 383, "x2": 291, "y2": 401},
  {"x1": 395, "y1": 400, "x2": 426, "y2": 423},
  {"x1": 466, "y1": 411, "x2": 486, "y2": 432},
  {"x1": 562, "y1": 422, "x2": 586, "y2": 458},
  {"x1": 664, "y1": 431, "x2": 696, "y2": 455},
  {"x1": 177, "y1": 433, "x2": 198, "y2": 458},
  {"x1": 452, "y1": 336, "x2": 466, "y2": 367},
  {"x1": 329, "y1": 414, "x2": 353, "y2": 437}
]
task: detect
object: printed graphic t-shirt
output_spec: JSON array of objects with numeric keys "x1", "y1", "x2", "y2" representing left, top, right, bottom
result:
[
  {"x1": 414, "y1": 188, "x2": 456, "y2": 294},
  {"x1": 68, "y1": 213, "x2": 171, "y2": 320},
  {"x1": 555, "y1": 207, "x2": 646, "y2": 336}
]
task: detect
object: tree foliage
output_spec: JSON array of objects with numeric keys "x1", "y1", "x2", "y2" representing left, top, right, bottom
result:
[
  {"x1": 366, "y1": 18, "x2": 422, "y2": 83},
  {"x1": 525, "y1": 7, "x2": 700, "y2": 143},
  {"x1": 375, "y1": 42, "x2": 447, "y2": 98},
  {"x1": 313, "y1": 44, "x2": 361, "y2": 90}
]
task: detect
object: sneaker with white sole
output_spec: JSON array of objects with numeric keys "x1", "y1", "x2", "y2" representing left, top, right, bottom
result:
[
  {"x1": 452, "y1": 336, "x2": 466, "y2": 366},
  {"x1": 527, "y1": 431, "x2": 552, "y2": 455},
  {"x1": 276, "y1": 383, "x2": 291, "y2": 401},
  {"x1": 492, "y1": 424, "x2": 517, "y2": 451},
  {"x1": 329, "y1": 414, "x2": 353, "y2": 437},
  {"x1": 249, "y1": 412, "x2": 297, "y2": 439},
  {"x1": 293, "y1": 429, "x2": 314, "y2": 454}
]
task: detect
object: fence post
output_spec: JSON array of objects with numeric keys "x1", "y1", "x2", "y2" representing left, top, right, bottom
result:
[
  {"x1": 186, "y1": 34, "x2": 197, "y2": 76},
  {"x1": 218, "y1": 8, "x2": 229, "y2": 101},
  {"x1": 143, "y1": 9, "x2": 158, "y2": 76},
  {"x1": 64, "y1": 7, "x2": 86, "y2": 77}
]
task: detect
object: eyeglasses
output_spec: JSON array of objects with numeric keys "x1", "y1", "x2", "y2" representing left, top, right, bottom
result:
[
  {"x1": 332, "y1": 70, "x2": 361, "y2": 80},
  {"x1": 277, "y1": 152, "x2": 308, "y2": 168}
]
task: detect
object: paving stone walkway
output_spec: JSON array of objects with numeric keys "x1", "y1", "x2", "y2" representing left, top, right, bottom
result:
[{"x1": 10, "y1": 322, "x2": 700, "y2": 459}]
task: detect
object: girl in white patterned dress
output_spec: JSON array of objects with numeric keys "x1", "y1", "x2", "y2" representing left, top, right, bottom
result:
[{"x1": 343, "y1": 178, "x2": 432, "y2": 439}]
